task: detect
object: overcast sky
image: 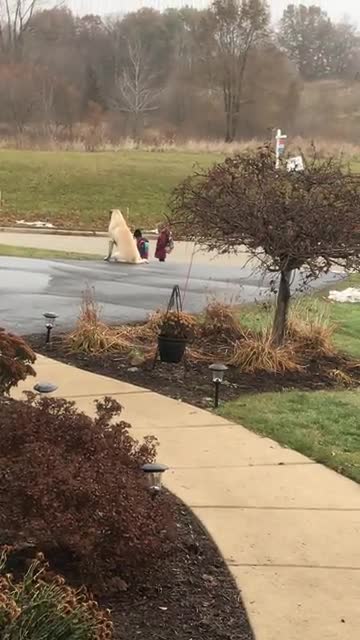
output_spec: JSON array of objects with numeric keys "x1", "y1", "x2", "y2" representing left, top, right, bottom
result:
[{"x1": 66, "y1": 0, "x2": 360, "y2": 25}]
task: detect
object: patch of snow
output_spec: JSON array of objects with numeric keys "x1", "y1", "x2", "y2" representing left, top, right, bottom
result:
[
  {"x1": 16, "y1": 220, "x2": 54, "y2": 228},
  {"x1": 328, "y1": 288, "x2": 360, "y2": 303}
]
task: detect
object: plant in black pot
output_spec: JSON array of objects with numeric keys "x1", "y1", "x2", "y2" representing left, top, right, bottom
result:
[{"x1": 158, "y1": 311, "x2": 196, "y2": 364}]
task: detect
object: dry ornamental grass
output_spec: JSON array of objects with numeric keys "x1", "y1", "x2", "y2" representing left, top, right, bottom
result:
[{"x1": 65, "y1": 292, "x2": 354, "y2": 377}]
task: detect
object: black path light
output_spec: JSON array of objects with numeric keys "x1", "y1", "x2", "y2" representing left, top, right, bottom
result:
[
  {"x1": 209, "y1": 363, "x2": 228, "y2": 409},
  {"x1": 33, "y1": 382, "x2": 58, "y2": 394},
  {"x1": 141, "y1": 463, "x2": 168, "y2": 496},
  {"x1": 43, "y1": 312, "x2": 58, "y2": 345}
]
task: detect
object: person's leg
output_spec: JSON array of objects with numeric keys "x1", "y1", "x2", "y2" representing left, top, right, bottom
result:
[{"x1": 104, "y1": 239, "x2": 115, "y2": 261}]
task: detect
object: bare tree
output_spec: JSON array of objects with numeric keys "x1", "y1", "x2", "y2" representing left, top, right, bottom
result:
[
  {"x1": 0, "y1": 0, "x2": 39, "y2": 58},
  {"x1": 111, "y1": 36, "x2": 162, "y2": 140},
  {"x1": 169, "y1": 146, "x2": 360, "y2": 344},
  {"x1": 278, "y1": 4, "x2": 360, "y2": 80},
  {"x1": 0, "y1": 62, "x2": 40, "y2": 133},
  {"x1": 202, "y1": 0, "x2": 269, "y2": 142}
]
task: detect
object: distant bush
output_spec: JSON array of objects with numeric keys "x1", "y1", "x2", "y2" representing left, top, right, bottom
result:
[
  {"x1": 0, "y1": 548, "x2": 113, "y2": 639},
  {"x1": 0, "y1": 329, "x2": 36, "y2": 394},
  {"x1": 0, "y1": 395, "x2": 173, "y2": 588}
]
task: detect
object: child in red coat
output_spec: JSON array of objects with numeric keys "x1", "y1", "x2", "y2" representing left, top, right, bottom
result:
[{"x1": 155, "y1": 226, "x2": 174, "y2": 262}]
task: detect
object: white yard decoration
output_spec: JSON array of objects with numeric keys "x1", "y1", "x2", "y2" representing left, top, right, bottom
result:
[
  {"x1": 106, "y1": 209, "x2": 147, "y2": 264},
  {"x1": 329, "y1": 288, "x2": 360, "y2": 303},
  {"x1": 287, "y1": 156, "x2": 304, "y2": 172}
]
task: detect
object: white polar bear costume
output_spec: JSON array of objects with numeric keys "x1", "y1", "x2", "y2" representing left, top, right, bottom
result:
[{"x1": 105, "y1": 209, "x2": 146, "y2": 264}]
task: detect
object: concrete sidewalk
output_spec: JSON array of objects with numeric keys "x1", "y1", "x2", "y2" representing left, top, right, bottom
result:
[
  {"x1": 0, "y1": 230, "x2": 254, "y2": 267},
  {"x1": 13, "y1": 355, "x2": 360, "y2": 640}
]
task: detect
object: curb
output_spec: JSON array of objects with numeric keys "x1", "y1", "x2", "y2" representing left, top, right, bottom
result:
[{"x1": 0, "y1": 227, "x2": 158, "y2": 239}]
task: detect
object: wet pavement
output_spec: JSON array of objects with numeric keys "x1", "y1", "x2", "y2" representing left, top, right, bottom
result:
[{"x1": 0, "y1": 257, "x2": 342, "y2": 335}]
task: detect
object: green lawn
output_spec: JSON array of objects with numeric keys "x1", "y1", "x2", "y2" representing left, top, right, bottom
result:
[
  {"x1": 221, "y1": 274, "x2": 360, "y2": 483},
  {"x1": 237, "y1": 273, "x2": 360, "y2": 359},
  {"x1": 0, "y1": 244, "x2": 100, "y2": 261},
  {"x1": 328, "y1": 274, "x2": 360, "y2": 357},
  {"x1": 0, "y1": 149, "x2": 217, "y2": 230},
  {"x1": 220, "y1": 390, "x2": 360, "y2": 483}
]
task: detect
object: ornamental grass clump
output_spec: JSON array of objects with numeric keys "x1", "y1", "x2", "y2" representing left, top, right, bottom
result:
[{"x1": 0, "y1": 548, "x2": 113, "y2": 639}]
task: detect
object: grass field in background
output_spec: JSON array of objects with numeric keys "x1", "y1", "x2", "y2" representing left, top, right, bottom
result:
[{"x1": 0, "y1": 149, "x2": 218, "y2": 230}]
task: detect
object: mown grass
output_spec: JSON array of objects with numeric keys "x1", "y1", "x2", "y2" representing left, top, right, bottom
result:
[
  {"x1": 0, "y1": 244, "x2": 100, "y2": 261},
  {"x1": 220, "y1": 390, "x2": 360, "y2": 483},
  {"x1": 0, "y1": 149, "x2": 217, "y2": 230},
  {"x1": 327, "y1": 274, "x2": 360, "y2": 358},
  {"x1": 221, "y1": 273, "x2": 360, "y2": 483}
]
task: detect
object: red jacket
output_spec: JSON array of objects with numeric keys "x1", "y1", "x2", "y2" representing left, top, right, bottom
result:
[{"x1": 155, "y1": 230, "x2": 172, "y2": 260}]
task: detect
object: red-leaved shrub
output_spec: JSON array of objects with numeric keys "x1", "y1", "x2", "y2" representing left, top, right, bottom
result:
[
  {"x1": 0, "y1": 395, "x2": 173, "y2": 588},
  {"x1": 0, "y1": 329, "x2": 36, "y2": 394}
]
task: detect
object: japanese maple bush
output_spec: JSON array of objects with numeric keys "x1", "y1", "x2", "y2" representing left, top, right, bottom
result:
[
  {"x1": 170, "y1": 146, "x2": 360, "y2": 344},
  {"x1": 0, "y1": 328, "x2": 36, "y2": 394},
  {"x1": 0, "y1": 394, "x2": 172, "y2": 588}
]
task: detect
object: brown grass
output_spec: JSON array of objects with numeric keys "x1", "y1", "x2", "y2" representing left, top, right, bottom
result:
[
  {"x1": 287, "y1": 305, "x2": 336, "y2": 359},
  {"x1": 66, "y1": 294, "x2": 353, "y2": 376},
  {"x1": 229, "y1": 329, "x2": 301, "y2": 374},
  {"x1": 0, "y1": 130, "x2": 359, "y2": 157}
]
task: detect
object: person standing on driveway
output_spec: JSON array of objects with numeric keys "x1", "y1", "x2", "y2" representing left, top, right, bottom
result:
[{"x1": 155, "y1": 225, "x2": 174, "y2": 262}]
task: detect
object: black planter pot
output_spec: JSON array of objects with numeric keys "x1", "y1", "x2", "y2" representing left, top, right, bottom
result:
[{"x1": 158, "y1": 335, "x2": 187, "y2": 364}]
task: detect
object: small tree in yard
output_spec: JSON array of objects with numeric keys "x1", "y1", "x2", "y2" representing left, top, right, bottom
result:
[{"x1": 169, "y1": 146, "x2": 360, "y2": 344}]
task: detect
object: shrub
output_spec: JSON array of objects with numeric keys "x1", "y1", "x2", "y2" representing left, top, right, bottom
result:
[
  {"x1": 159, "y1": 311, "x2": 196, "y2": 339},
  {"x1": 199, "y1": 302, "x2": 244, "y2": 343},
  {"x1": 229, "y1": 329, "x2": 301, "y2": 373},
  {"x1": 0, "y1": 548, "x2": 112, "y2": 639},
  {"x1": 0, "y1": 329, "x2": 36, "y2": 394},
  {"x1": 0, "y1": 395, "x2": 173, "y2": 588}
]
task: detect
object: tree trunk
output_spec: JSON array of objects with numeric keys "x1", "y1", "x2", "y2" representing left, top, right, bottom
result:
[
  {"x1": 223, "y1": 86, "x2": 234, "y2": 143},
  {"x1": 230, "y1": 111, "x2": 239, "y2": 142},
  {"x1": 225, "y1": 109, "x2": 232, "y2": 142},
  {"x1": 272, "y1": 270, "x2": 292, "y2": 346}
]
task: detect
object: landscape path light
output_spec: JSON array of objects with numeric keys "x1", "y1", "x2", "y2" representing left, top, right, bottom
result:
[
  {"x1": 43, "y1": 312, "x2": 58, "y2": 344},
  {"x1": 209, "y1": 363, "x2": 228, "y2": 409},
  {"x1": 141, "y1": 463, "x2": 168, "y2": 496},
  {"x1": 33, "y1": 382, "x2": 58, "y2": 394}
]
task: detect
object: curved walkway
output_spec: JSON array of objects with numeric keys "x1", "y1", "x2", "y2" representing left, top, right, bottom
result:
[{"x1": 14, "y1": 355, "x2": 360, "y2": 640}]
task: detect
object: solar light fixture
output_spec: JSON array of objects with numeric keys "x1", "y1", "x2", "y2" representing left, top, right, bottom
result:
[
  {"x1": 43, "y1": 312, "x2": 58, "y2": 344},
  {"x1": 33, "y1": 382, "x2": 58, "y2": 394},
  {"x1": 209, "y1": 363, "x2": 228, "y2": 408},
  {"x1": 141, "y1": 463, "x2": 168, "y2": 496}
]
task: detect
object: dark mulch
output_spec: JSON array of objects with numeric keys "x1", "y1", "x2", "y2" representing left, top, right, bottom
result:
[
  {"x1": 28, "y1": 333, "x2": 360, "y2": 409},
  {"x1": 110, "y1": 498, "x2": 253, "y2": 640},
  {"x1": 6, "y1": 497, "x2": 253, "y2": 640}
]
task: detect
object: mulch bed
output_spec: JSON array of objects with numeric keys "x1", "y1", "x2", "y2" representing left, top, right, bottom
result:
[
  {"x1": 109, "y1": 497, "x2": 253, "y2": 640},
  {"x1": 6, "y1": 496, "x2": 254, "y2": 640},
  {"x1": 28, "y1": 333, "x2": 360, "y2": 408}
]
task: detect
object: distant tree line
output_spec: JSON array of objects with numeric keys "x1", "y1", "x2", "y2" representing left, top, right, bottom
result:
[{"x1": 0, "y1": 0, "x2": 359, "y2": 144}]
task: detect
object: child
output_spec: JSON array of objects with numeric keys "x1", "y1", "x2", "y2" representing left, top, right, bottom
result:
[
  {"x1": 134, "y1": 228, "x2": 149, "y2": 261},
  {"x1": 155, "y1": 225, "x2": 174, "y2": 262}
]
